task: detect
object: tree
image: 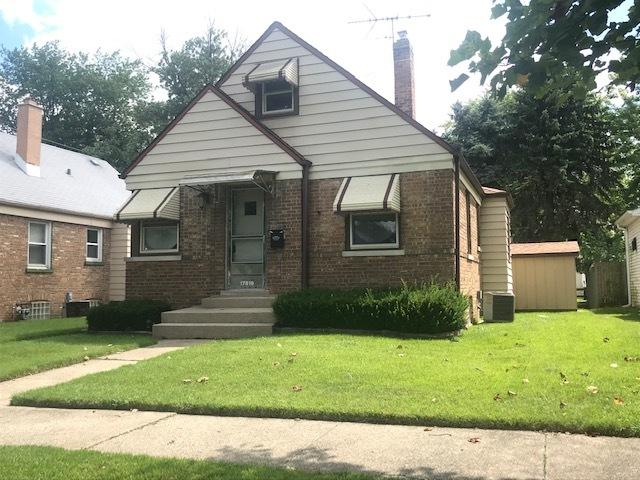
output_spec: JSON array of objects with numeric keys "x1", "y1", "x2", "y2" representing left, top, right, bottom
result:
[
  {"x1": 0, "y1": 42, "x2": 154, "y2": 172},
  {"x1": 444, "y1": 86, "x2": 626, "y2": 268},
  {"x1": 448, "y1": 0, "x2": 640, "y2": 97},
  {"x1": 153, "y1": 23, "x2": 243, "y2": 121}
]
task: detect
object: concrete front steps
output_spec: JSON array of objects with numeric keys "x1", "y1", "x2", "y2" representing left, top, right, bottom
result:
[{"x1": 152, "y1": 290, "x2": 276, "y2": 339}]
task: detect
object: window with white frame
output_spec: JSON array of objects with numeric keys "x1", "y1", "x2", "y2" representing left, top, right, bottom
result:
[
  {"x1": 140, "y1": 223, "x2": 179, "y2": 253},
  {"x1": 86, "y1": 228, "x2": 103, "y2": 262},
  {"x1": 261, "y1": 80, "x2": 295, "y2": 115},
  {"x1": 27, "y1": 221, "x2": 51, "y2": 269},
  {"x1": 30, "y1": 301, "x2": 51, "y2": 320},
  {"x1": 349, "y1": 212, "x2": 399, "y2": 250}
]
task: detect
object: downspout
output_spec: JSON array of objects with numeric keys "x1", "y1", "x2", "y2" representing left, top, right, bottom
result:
[
  {"x1": 454, "y1": 153, "x2": 461, "y2": 290},
  {"x1": 623, "y1": 227, "x2": 632, "y2": 306},
  {"x1": 301, "y1": 164, "x2": 310, "y2": 289}
]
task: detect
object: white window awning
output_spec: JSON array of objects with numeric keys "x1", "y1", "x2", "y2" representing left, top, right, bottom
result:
[
  {"x1": 116, "y1": 187, "x2": 179, "y2": 221},
  {"x1": 180, "y1": 170, "x2": 277, "y2": 195},
  {"x1": 333, "y1": 174, "x2": 400, "y2": 213},
  {"x1": 244, "y1": 58, "x2": 299, "y2": 88}
]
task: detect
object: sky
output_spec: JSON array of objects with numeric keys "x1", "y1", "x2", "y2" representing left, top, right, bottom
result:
[{"x1": 0, "y1": 0, "x2": 509, "y2": 131}]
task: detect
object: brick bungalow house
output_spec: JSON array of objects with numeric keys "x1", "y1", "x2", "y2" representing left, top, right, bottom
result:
[
  {"x1": 0, "y1": 98, "x2": 130, "y2": 320},
  {"x1": 115, "y1": 22, "x2": 513, "y2": 338}
]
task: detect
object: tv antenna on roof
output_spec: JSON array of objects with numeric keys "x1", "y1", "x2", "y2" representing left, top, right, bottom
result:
[{"x1": 347, "y1": 8, "x2": 430, "y2": 40}]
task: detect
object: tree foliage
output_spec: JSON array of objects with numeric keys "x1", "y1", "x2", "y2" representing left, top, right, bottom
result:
[
  {"x1": 444, "y1": 85, "x2": 629, "y2": 268},
  {"x1": 449, "y1": 0, "x2": 640, "y2": 97},
  {"x1": 0, "y1": 25, "x2": 242, "y2": 171}
]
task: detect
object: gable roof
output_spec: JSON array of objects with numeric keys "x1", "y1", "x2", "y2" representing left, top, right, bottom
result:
[
  {"x1": 616, "y1": 208, "x2": 640, "y2": 228},
  {"x1": 121, "y1": 84, "x2": 310, "y2": 179},
  {"x1": 216, "y1": 21, "x2": 486, "y2": 199},
  {"x1": 511, "y1": 241, "x2": 580, "y2": 256},
  {"x1": 0, "y1": 131, "x2": 128, "y2": 219}
]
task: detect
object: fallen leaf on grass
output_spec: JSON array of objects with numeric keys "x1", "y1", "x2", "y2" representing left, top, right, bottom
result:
[
  {"x1": 83, "y1": 356, "x2": 90, "y2": 361},
  {"x1": 610, "y1": 363, "x2": 618, "y2": 368},
  {"x1": 468, "y1": 437, "x2": 480, "y2": 443},
  {"x1": 586, "y1": 385, "x2": 598, "y2": 395},
  {"x1": 508, "y1": 390, "x2": 517, "y2": 396},
  {"x1": 581, "y1": 372, "x2": 590, "y2": 377},
  {"x1": 397, "y1": 353, "x2": 406, "y2": 358},
  {"x1": 290, "y1": 352, "x2": 298, "y2": 357},
  {"x1": 196, "y1": 376, "x2": 209, "y2": 383},
  {"x1": 613, "y1": 396, "x2": 624, "y2": 406},
  {"x1": 603, "y1": 337, "x2": 610, "y2": 343},
  {"x1": 624, "y1": 356, "x2": 639, "y2": 362},
  {"x1": 522, "y1": 378, "x2": 529, "y2": 384},
  {"x1": 493, "y1": 393, "x2": 502, "y2": 401},
  {"x1": 272, "y1": 362, "x2": 280, "y2": 367},
  {"x1": 182, "y1": 379, "x2": 192, "y2": 384},
  {"x1": 559, "y1": 401, "x2": 568, "y2": 409},
  {"x1": 560, "y1": 372, "x2": 569, "y2": 384},
  {"x1": 83, "y1": 347, "x2": 88, "y2": 351},
  {"x1": 423, "y1": 427, "x2": 433, "y2": 432},
  {"x1": 431, "y1": 397, "x2": 438, "y2": 403},
  {"x1": 292, "y1": 385, "x2": 303, "y2": 392},
  {"x1": 287, "y1": 357, "x2": 295, "y2": 363},
  {"x1": 277, "y1": 343, "x2": 282, "y2": 348},
  {"x1": 107, "y1": 344, "x2": 113, "y2": 347}
]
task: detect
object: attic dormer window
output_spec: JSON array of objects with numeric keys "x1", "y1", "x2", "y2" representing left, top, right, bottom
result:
[
  {"x1": 244, "y1": 58, "x2": 299, "y2": 119},
  {"x1": 262, "y1": 80, "x2": 294, "y2": 114}
]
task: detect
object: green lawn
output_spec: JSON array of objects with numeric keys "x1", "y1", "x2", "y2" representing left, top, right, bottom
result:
[
  {"x1": 0, "y1": 317, "x2": 86, "y2": 342},
  {"x1": 12, "y1": 309, "x2": 640, "y2": 436},
  {"x1": 0, "y1": 318, "x2": 155, "y2": 381},
  {"x1": 0, "y1": 446, "x2": 376, "y2": 480}
]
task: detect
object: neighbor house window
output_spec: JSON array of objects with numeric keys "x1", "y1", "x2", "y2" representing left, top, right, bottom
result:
[
  {"x1": 140, "y1": 223, "x2": 179, "y2": 253},
  {"x1": 632, "y1": 237, "x2": 637, "y2": 252},
  {"x1": 261, "y1": 80, "x2": 295, "y2": 115},
  {"x1": 86, "y1": 228, "x2": 103, "y2": 262},
  {"x1": 349, "y1": 212, "x2": 399, "y2": 250},
  {"x1": 27, "y1": 221, "x2": 51, "y2": 269}
]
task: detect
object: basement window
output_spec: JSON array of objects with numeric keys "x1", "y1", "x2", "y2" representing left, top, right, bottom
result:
[
  {"x1": 27, "y1": 221, "x2": 51, "y2": 269},
  {"x1": 30, "y1": 301, "x2": 51, "y2": 320},
  {"x1": 140, "y1": 222, "x2": 179, "y2": 254},
  {"x1": 86, "y1": 228, "x2": 103, "y2": 262},
  {"x1": 349, "y1": 212, "x2": 399, "y2": 250}
]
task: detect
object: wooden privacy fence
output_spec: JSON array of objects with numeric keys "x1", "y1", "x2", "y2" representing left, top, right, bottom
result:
[{"x1": 586, "y1": 262, "x2": 628, "y2": 308}]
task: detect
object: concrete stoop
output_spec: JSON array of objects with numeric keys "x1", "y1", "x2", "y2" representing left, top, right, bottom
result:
[{"x1": 152, "y1": 290, "x2": 276, "y2": 339}]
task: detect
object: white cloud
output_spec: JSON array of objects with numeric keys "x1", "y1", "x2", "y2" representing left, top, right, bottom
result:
[{"x1": 0, "y1": 0, "x2": 506, "y2": 129}]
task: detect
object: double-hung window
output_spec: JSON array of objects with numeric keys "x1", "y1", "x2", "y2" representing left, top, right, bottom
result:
[
  {"x1": 86, "y1": 228, "x2": 103, "y2": 263},
  {"x1": 349, "y1": 212, "x2": 399, "y2": 250},
  {"x1": 140, "y1": 222, "x2": 179, "y2": 254},
  {"x1": 261, "y1": 80, "x2": 295, "y2": 115},
  {"x1": 27, "y1": 221, "x2": 51, "y2": 269}
]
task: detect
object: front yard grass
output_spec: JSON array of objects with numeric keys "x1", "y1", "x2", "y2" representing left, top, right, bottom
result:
[
  {"x1": 0, "y1": 317, "x2": 86, "y2": 342},
  {"x1": 12, "y1": 309, "x2": 640, "y2": 436},
  {"x1": 0, "y1": 318, "x2": 155, "y2": 381},
  {"x1": 0, "y1": 446, "x2": 376, "y2": 480}
]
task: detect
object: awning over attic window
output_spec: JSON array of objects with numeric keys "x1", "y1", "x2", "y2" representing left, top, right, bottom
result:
[
  {"x1": 333, "y1": 174, "x2": 400, "y2": 213},
  {"x1": 116, "y1": 187, "x2": 179, "y2": 221},
  {"x1": 244, "y1": 58, "x2": 299, "y2": 88}
]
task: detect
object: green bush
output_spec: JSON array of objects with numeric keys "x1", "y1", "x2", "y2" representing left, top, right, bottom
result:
[
  {"x1": 87, "y1": 300, "x2": 171, "y2": 332},
  {"x1": 273, "y1": 283, "x2": 468, "y2": 334}
]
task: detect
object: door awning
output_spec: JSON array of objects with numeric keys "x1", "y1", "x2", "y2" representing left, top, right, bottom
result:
[
  {"x1": 116, "y1": 187, "x2": 179, "y2": 221},
  {"x1": 333, "y1": 174, "x2": 400, "y2": 213},
  {"x1": 243, "y1": 58, "x2": 299, "y2": 89},
  {"x1": 180, "y1": 170, "x2": 277, "y2": 195}
]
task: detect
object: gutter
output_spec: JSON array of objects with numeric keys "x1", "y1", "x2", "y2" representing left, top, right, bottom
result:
[
  {"x1": 454, "y1": 154, "x2": 461, "y2": 290},
  {"x1": 301, "y1": 164, "x2": 310, "y2": 289}
]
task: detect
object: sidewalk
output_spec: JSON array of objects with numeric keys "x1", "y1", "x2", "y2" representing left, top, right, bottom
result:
[{"x1": 1, "y1": 342, "x2": 639, "y2": 479}]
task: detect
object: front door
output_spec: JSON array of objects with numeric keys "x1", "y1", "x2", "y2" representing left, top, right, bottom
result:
[{"x1": 228, "y1": 188, "x2": 265, "y2": 289}]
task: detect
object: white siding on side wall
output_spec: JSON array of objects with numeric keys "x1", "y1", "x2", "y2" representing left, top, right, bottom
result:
[
  {"x1": 479, "y1": 197, "x2": 512, "y2": 293},
  {"x1": 219, "y1": 27, "x2": 454, "y2": 180},
  {"x1": 124, "y1": 90, "x2": 302, "y2": 190},
  {"x1": 626, "y1": 217, "x2": 640, "y2": 306},
  {"x1": 108, "y1": 223, "x2": 130, "y2": 301}
]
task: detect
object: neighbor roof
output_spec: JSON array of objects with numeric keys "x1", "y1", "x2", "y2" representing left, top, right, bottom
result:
[
  {"x1": 616, "y1": 209, "x2": 640, "y2": 228},
  {"x1": 0, "y1": 131, "x2": 129, "y2": 219},
  {"x1": 511, "y1": 241, "x2": 580, "y2": 256}
]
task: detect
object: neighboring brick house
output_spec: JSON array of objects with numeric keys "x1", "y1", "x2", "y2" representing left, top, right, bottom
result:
[
  {"x1": 0, "y1": 98, "x2": 130, "y2": 321},
  {"x1": 116, "y1": 22, "x2": 513, "y2": 327}
]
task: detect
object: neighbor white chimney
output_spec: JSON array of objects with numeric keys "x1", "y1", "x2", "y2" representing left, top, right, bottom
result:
[
  {"x1": 15, "y1": 96, "x2": 44, "y2": 177},
  {"x1": 393, "y1": 30, "x2": 415, "y2": 118}
]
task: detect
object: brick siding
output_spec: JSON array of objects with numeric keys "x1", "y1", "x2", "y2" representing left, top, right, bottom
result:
[{"x1": 0, "y1": 213, "x2": 110, "y2": 320}]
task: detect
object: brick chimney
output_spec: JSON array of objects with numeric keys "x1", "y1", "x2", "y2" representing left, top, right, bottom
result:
[
  {"x1": 393, "y1": 30, "x2": 415, "y2": 118},
  {"x1": 15, "y1": 96, "x2": 44, "y2": 176}
]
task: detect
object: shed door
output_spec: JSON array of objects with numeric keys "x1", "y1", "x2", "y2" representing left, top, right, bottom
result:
[{"x1": 228, "y1": 188, "x2": 265, "y2": 289}]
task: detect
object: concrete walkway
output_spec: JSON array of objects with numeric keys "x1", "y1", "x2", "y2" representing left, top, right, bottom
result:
[{"x1": 1, "y1": 341, "x2": 639, "y2": 479}]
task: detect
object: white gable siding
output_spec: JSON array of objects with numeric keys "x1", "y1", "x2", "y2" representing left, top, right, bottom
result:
[
  {"x1": 124, "y1": 90, "x2": 302, "y2": 190},
  {"x1": 479, "y1": 197, "x2": 513, "y2": 293},
  {"x1": 219, "y1": 28, "x2": 454, "y2": 180},
  {"x1": 626, "y1": 217, "x2": 640, "y2": 306}
]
